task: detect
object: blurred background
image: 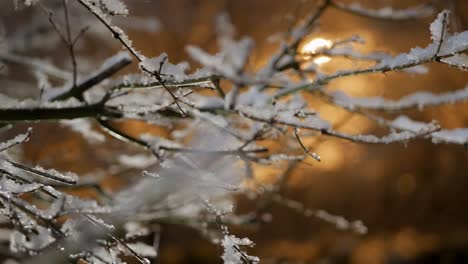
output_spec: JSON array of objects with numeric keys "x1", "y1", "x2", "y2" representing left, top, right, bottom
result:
[{"x1": 1, "y1": 0, "x2": 468, "y2": 263}]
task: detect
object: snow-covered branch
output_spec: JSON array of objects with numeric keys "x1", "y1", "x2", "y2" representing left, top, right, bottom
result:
[
  {"x1": 329, "y1": 85, "x2": 468, "y2": 111},
  {"x1": 0, "y1": 2, "x2": 467, "y2": 263}
]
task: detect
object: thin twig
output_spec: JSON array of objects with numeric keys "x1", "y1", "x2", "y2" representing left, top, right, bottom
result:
[
  {"x1": 97, "y1": 119, "x2": 161, "y2": 159},
  {"x1": 435, "y1": 11, "x2": 448, "y2": 56},
  {"x1": 76, "y1": 0, "x2": 186, "y2": 115},
  {"x1": 82, "y1": 214, "x2": 148, "y2": 264},
  {"x1": 62, "y1": 0, "x2": 78, "y2": 89},
  {"x1": 52, "y1": 52, "x2": 132, "y2": 101},
  {"x1": 274, "y1": 46, "x2": 468, "y2": 98},
  {"x1": 5, "y1": 160, "x2": 77, "y2": 185},
  {"x1": 0, "y1": 128, "x2": 32, "y2": 153},
  {"x1": 294, "y1": 128, "x2": 321, "y2": 161}
]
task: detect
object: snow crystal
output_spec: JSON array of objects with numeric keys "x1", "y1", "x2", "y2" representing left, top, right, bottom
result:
[{"x1": 221, "y1": 235, "x2": 259, "y2": 264}]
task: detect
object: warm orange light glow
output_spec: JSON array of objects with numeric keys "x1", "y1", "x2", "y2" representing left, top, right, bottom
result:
[
  {"x1": 301, "y1": 38, "x2": 332, "y2": 65},
  {"x1": 313, "y1": 56, "x2": 331, "y2": 65},
  {"x1": 301, "y1": 38, "x2": 332, "y2": 53}
]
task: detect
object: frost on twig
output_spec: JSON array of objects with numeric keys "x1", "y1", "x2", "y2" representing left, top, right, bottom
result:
[
  {"x1": 271, "y1": 194, "x2": 368, "y2": 235},
  {"x1": 222, "y1": 235, "x2": 259, "y2": 264},
  {"x1": 376, "y1": 10, "x2": 466, "y2": 69},
  {"x1": 430, "y1": 10, "x2": 449, "y2": 45},
  {"x1": 238, "y1": 106, "x2": 439, "y2": 144},
  {"x1": 139, "y1": 53, "x2": 211, "y2": 84},
  {"x1": 0, "y1": 128, "x2": 31, "y2": 152},
  {"x1": 391, "y1": 116, "x2": 468, "y2": 145},
  {"x1": 329, "y1": 85, "x2": 468, "y2": 111},
  {"x1": 76, "y1": 0, "x2": 142, "y2": 61},
  {"x1": 0, "y1": 132, "x2": 113, "y2": 258}
]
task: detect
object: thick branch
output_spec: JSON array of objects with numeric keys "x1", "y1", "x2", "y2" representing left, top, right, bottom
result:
[{"x1": 0, "y1": 104, "x2": 122, "y2": 122}]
